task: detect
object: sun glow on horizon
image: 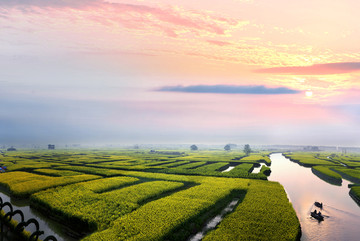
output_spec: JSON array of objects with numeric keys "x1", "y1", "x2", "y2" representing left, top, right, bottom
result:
[{"x1": 305, "y1": 90, "x2": 313, "y2": 98}]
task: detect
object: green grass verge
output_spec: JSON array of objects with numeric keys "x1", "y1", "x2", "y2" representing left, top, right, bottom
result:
[
  {"x1": 311, "y1": 165, "x2": 342, "y2": 185},
  {"x1": 203, "y1": 181, "x2": 300, "y2": 241}
]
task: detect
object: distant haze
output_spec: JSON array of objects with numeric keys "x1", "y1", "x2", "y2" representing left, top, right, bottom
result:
[{"x1": 1, "y1": 0, "x2": 360, "y2": 147}]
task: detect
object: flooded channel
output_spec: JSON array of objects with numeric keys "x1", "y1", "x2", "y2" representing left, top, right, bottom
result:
[
  {"x1": 269, "y1": 153, "x2": 360, "y2": 240},
  {"x1": 221, "y1": 166, "x2": 235, "y2": 172},
  {"x1": 188, "y1": 198, "x2": 240, "y2": 241},
  {"x1": 251, "y1": 163, "x2": 266, "y2": 174},
  {"x1": 0, "y1": 191, "x2": 76, "y2": 241}
]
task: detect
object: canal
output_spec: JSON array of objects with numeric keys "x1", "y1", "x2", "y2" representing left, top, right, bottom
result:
[
  {"x1": 0, "y1": 190, "x2": 77, "y2": 241},
  {"x1": 269, "y1": 153, "x2": 360, "y2": 240}
]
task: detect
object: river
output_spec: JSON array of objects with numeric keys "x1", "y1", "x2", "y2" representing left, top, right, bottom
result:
[{"x1": 268, "y1": 153, "x2": 360, "y2": 241}]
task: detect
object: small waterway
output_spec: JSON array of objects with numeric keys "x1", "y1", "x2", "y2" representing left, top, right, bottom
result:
[
  {"x1": 251, "y1": 163, "x2": 266, "y2": 174},
  {"x1": 188, "y1": 199, "x2": 240, "y2": 241},
  {"x1": 221, "y1": 166, "x2": 235, "y2": 173},
  {"x1": 0, "y1": 191, "x2": 77, "y2": 241},
  {"x1": 269, "y1": 153, "x2": 360, "y2": 241}
]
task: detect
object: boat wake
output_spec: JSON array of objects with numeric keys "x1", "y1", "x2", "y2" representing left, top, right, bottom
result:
[{"x1": 323, "y1": 204, "x2": 360, "y2": 218}]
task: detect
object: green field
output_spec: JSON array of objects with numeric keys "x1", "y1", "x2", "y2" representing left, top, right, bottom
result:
[
  {"x1": 311, "y1": 165, "x2": 342, "y2": 185},
  {"x1": 0, "y1": 149, "x2": 300, "y2": 240},
  {"x1": 283, "y1": 152, "x2": 360, "y2": 184},
  {"x1": 350, "y1": 186, "x2": 360, "y2": 205},
  {"x1": 283, "y1": 152, "x2": 336, "y2": 166}
]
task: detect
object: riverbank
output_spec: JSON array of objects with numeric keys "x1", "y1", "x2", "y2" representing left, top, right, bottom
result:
[
  {"x1": 311, "y1": 166, "x2": 342, "y2": 186},
  {"x1": 268, "y1": 153, "x2": 360, "y2": 241},
  {"x1": 349, "y1": 186, "x2": 360, "y2": 206}
]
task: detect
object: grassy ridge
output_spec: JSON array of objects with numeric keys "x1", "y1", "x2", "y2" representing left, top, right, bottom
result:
[
  {"x1": 54, "y1": 165, "x2": 125, "y2": 177},
  {"x1": 203, "y1": 181, "x2": 300, "y2": 241},
  {"x1": 283, "y1": 152, "x2": 360, "y2": 185},
  {"x1": 83, "y1": 178, "x2": 300, "y2": 241},
  {"x1": 32, "y1": 168, "x2": 83, "y2": 177},
  {"x1": 332, "y1": 167, "x2": 360, "y2": 183},
  {"x1": 312, "y1": 165, "x2": 342, "y2": 180},
  {"x1": 82, "y1": 178, "x2": 249, "y2": 241},
  {"x1": 240, "y1": 154, "x2": 271, "y2": 165},
  {"x1": 31, "y1": 177, "x2": 184, "y2": 231},
  {"x1": 350, "y1": 186, "x2": 360, "y2": 206},
  {"x1": 311, "y1": 166, "x2": 342, "y2": 186},
  {"x1": 0, "y1": 171, "x2": 100, "y2": 198},
  {"x1": 260, "y1": 165, "x2": 271, "y2": 176},
  {"x1": 283, "y1": 153, "x2": 336, "y2": 167}
]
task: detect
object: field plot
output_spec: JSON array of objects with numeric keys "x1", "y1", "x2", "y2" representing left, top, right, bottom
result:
[
  {"x1": 32, "y1": 177, "x2": 184, "y2": 231},
  {"x1": 283, "y1": 152, "x2": 336, "y2": 167},
  {"x1": 203, "y1": 181, "x2": 300, "y2": 241},
  {"x1": 238, "y1": 154, "x2": 271, "y2": 165},
  {"x1": 0, "y1": 149, "x2": 300, "y2": 240},
  {"x1": 0, "y1": 171, "x2": 100, "y2": 198}
]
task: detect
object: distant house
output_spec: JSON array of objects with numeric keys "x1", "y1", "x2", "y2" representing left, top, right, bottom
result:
[
  {"x1": 7, "y1": 147, "x2": 16, "y2": 151},
  {"x1": 0, "y1": 166, "x2": 7, "y2": 173},
  {"x1": 149, "y1": 150, "x2": 185, "y2": 156},
  {"x1": 303, "y1": 146, "x2": 319, "y2": 151},
  {"x1": 48, "y1": 144, "x2": 55, "y2": 150}
]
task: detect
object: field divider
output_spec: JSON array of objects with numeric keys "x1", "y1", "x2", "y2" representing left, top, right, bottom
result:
[{"x1": 30, "y1": 177, "x2": 196, "y2": 239}]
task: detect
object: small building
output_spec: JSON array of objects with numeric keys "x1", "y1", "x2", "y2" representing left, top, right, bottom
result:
[
  {"x1": 48, "y1": 144, "x2": 55, "y2": 150},
  {"x1": 0, "y1": 166, "x2": 7, "y2": 173},
  {"x1": 7, "y1": 147, "x2": 16, "y2": 151},
  {"x1": 303, "y1": 146, "x2": 319, "y2": 151}
]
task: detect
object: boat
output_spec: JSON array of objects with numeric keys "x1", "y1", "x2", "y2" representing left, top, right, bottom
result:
[
  {"x1": 311, "y1": 211, "x2": 324, "y2": 221},
  {"x1": 314, "y1": 201, "x2": 323, "y2": 209}
]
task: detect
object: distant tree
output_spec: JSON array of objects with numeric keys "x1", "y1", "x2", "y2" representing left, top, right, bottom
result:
[
  {"x1": 224, "y1": 144, "x2": 231, "y2": 151},
  {"x1": 190, "y1": 145, "x2": 198, "y2": 151},
  {"x1": 244, "y1": 144, "x2": 251, "y2": 155}
]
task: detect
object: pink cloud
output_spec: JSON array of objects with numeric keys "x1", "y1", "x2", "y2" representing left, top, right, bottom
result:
[
  {"x1": 256, "y1": 62, "x2": 360, "y2": 75},
  {"x1": 206, "y1": 40, "x2": 232, "y2": 46},
  {"x1": 1, "y1": 1, "x2": 241, "y2": 37},
  {"x1": 0, "y1": 0, "x2": 98, "y2": 9}
]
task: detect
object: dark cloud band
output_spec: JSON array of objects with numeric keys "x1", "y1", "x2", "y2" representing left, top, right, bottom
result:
[{"x1": 157, "y1": 85, "x2": 300, "y2": 94}]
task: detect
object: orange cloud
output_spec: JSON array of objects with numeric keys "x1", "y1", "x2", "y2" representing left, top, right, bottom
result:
[
  {"x1": 256, "y1": 62, "x2": 360, "y2": 75},
  {"x1": 206, "y1": 40, "x2": 232, "y2": 46}
]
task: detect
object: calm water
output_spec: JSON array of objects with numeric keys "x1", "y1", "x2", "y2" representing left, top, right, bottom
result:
[
  {"x1": 0, "y1": 191, "x2": 76, "y2": 241},
  {"x1": 269, "y1": 153, "x2": 360, "y2": 241},
  {"x1": 188, "y1": 199, "x2": 240, "y2": 241},
  {"x1": 221, "y1": 166, "x2": 235, "y2": 172},
  {"x1": 251, "y1": 163, "x2": 266, "y2": 174}
]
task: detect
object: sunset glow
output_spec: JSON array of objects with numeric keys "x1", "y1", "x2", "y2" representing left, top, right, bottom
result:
[
  {"x1": 305, "y1": 91, "x2": 313, "y2": 98},
  {"x1": 1, "y1": 0, "x2": 360, "y2": 146}
]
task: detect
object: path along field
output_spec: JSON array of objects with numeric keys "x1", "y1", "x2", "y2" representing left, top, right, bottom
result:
[{"x1": 0, "y1": 149, "x2": 300, "y2": 240}]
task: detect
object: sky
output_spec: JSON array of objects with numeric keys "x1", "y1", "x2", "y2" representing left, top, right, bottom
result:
[{"x1": 1, "y1": 0, "x2": 360, "y2": 146}]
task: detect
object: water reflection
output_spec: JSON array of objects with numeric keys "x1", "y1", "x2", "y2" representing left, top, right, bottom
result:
[
  {"x1": 0, "y1": 191, "x2": 76, "y2": 241},
  {"x1": 251, "y1": 163, "x2": 266, "y2": 174},
  {"x1": 188, "y1": 199, "x2": 240, "y2": 241},
  {"x1": 221, "y1": 166, "x2": 235, "y2": 173},
  {"x1": 269, "y1": 153, "x2": 360, "y2": 241}
]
